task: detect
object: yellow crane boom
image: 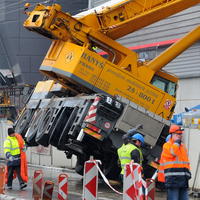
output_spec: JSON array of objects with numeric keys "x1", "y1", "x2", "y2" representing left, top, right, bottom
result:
[
  {"x1": 78, "y1": 0, "x2": 200, "y2": 39},
  {"x1": 147, "y1": 26, "x2": 200, "y2": 72},
  {"x1": 23, "y1": 0, "x2": 200, "y2": 120}
]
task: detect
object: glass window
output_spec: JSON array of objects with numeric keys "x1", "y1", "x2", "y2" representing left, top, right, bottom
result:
[
  {"x1": 151, "y1": 75, "x2": 176, "y2": 97},
  {"x1": 167, "y1": 82, "x2": 176, "y2": 96},
  {"x1": 151, "y1": 79, "x2": 166, "y2": 91}
]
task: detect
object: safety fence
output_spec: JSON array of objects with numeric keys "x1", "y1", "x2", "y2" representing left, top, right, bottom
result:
[
  {"x1": 83, "y1": 160, "x2": 155, "y2": 200},
  {"x1": 0, "y1": 160, "x2": 155, "y2": 200}
]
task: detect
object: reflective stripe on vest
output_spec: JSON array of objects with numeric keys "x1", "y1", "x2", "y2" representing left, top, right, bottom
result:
[
  {"x1": 165, "y1": 171, "x2": 191, "y2": 177},
  {"x1": 118, "y1": 143, "x2": 143, "y2": 174},
  {"x1": 158, "y1": 155, "x2": 165, "y2": 182},
  {"x1": 4, "y1": 146, "x2": 20, "y2": 151}
]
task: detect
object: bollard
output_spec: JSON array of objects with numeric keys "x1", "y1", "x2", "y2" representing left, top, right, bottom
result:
[
  {"x1": 33, "y1": 170, "x2": 44, "y2": 200},
  {"x1": 42, "y1": 180, "x2": 54, "y2": 200},
  {"x1": 58, "y1": 174, "x2": 68, "y2": 200},
  {"x1": 145, "y1": 179, "x2": 155, "y2": 200},
  {"x1": 0, "y1": 165, "x2": 5, "y2": 194},
  {"x1": 82, "y1": 160, "x2": 98, "y2": 200}
]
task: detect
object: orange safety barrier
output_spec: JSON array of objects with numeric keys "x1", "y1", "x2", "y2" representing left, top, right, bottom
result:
[{"x1": 0, "y1": 165, "x2": 6, "y2": 194}]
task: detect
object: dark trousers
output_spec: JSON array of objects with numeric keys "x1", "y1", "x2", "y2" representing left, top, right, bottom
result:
[
  {"x1": 167, "y1": 188, "x2": 189, "y2": 200},
  {"x1": 7, "y1": 165, "x2": 24, "y2": 187}
]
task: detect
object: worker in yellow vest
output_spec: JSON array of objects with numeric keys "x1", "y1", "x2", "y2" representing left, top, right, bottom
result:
[
  {"x1": 4, "y1": 128, "x2": 28, "y2": 190},
  {"x1": 118, "y1": 132, "x2": 144, "y2": 180}
]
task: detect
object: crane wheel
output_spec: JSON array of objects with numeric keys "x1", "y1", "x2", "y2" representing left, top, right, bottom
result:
[
  {"x1": 35, "y1": 107, "x2": 55, "y2": 147},
  {"x1": 15, "y1": 108, "x2": 34, "y2": 137},
  {"x1": 26, "y1": 109, "x2": 44, "y2": 146}
]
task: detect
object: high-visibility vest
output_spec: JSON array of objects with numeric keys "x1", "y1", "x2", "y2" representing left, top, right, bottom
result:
[
  {"x1": 4, "y1": 136, "x2": 21, "y2": 157},
  {"x1": 158, "y1": 138, "x2": 191, "y2": 184},
  {"x1": 118, "y1": 143, "x2": 143, "y2": 175}
]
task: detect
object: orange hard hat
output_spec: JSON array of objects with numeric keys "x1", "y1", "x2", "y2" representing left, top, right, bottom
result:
[{"x1": 169, "y1": 124, "x2": 184, "y2": 134}]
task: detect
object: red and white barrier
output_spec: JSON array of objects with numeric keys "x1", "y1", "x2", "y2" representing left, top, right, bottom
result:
[
  {"x1": 32, "y1": 170, "x2": 44, "y2": 200},
  {"x1": 0, "y1": 165, "x2": 5, "y2": 194},
  {"x1": 132, "y1": 164, "x2": 144, "y2": 200},
  {"x1": 58, "y1": 174, "x2": 68, "y2": 200},
  {"x1": 145, "y1": 179, "x2": 155, "y2": 200},
  {"x1": 123, "y1": 163, "x2": 137, "y2": 200},
  {"x1": 42, "y1": 180, "x2": 54, "y2": 200},
  {"x1": 123, "y1": 163, "x2": 144, "y2": 200},
  {"x1": 82, "y1": 160, "x2": 99, "y2": 200},
  {"x1": 81, "y1": 160, "x2": 155, "y2": 200},
  {"x1": 123, "y1": 162, "x2": 156, "y2": 200}
]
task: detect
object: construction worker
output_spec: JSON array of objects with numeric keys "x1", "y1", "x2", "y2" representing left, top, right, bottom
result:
[
  {"x1": 4, "y1": 128, "x2": 28, "y2": 190},
  {"x1": 122, "y1": 124, "x2": 143, "y2": 145},
  {"x1": 158, "y1": 124, "x2": 191, "y2": 200},
  {"x1": 118, "y1": 132, "x2": 144, "y2": 180}
]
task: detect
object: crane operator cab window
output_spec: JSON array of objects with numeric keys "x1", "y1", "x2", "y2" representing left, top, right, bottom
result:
[{"x1": 151, "y1": 75, "x2": 176, "y2": 97}]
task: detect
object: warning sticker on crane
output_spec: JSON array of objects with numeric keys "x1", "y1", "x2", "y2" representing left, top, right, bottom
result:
[
  {"x1": 104, "y1": 122, "x2": 111, "y2": 129},
  {"x1": 66, "y1": 52, "x2": 74, "y2": 63},
  {"x1": 164, "y1": 99, "x2": 172, "y2": 110}
]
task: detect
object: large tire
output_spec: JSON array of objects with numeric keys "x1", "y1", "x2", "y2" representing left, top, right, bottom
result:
[
  {"x1": 75, "y1": 137, "x2": 121, "y2": 180},
  {"x1": 15, "y1": 108, "x2": 34, "y2": 137},
  {"x1": 75, "y1": 155, "x2": 89, "y2": 176},
  {"x1": 26, "y1": 109, "x2": 44, "y2": 146},
  {"x1": 100, "y1": 138, "x2": 121, "y2": 180},
  {"x1": 35, "y1": 107, "x2": 55, "y2": 147}
]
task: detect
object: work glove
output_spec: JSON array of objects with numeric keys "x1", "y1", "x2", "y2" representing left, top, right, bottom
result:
[
  {"x1": 8, "y1": 156, "x2": 14, "y2": 162},
  {"x1": 127, "y1": 124, "x2": 143, "y2": 137},
  {"x1": 22, "y1": 147, "x2": 27, "y2": 152},
  {"x1": 122, "y1": 124, "x2": 144, "y2": 143},
  {"x1": 174, "y1": 139, "x2": 181, "y2": 145},
  {"x1": 135, "y1": 124, "x2": 143, "y2": 130}
]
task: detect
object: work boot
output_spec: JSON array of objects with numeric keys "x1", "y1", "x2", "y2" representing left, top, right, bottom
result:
[
  {"x1": 7, "y1": 185, "x2": 12, "y2": 190},
  {"x1": 20, "y1": 183, "x2": 27, "y2": 190}
]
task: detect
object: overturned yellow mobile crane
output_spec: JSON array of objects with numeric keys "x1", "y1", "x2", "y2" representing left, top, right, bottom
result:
[{"x1": 15, "y1": 0, "x2": 200, "y2": 179}]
